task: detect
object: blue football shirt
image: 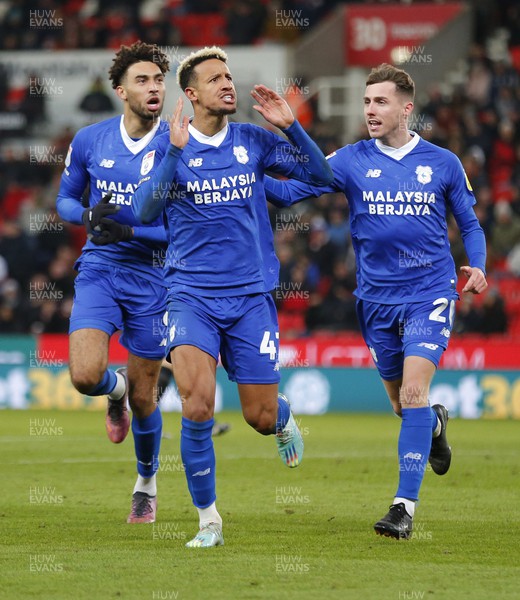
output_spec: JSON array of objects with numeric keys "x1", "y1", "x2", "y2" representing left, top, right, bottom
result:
[
  {"x1": 136, "y1": 121, "x2": 331, "y2": 296},
  {"x1": 56, "y1": 115, "x2": 169, "y2": 285},
  {"x1": 264, "y1": 135, "x2": 486, "y2": 303}
]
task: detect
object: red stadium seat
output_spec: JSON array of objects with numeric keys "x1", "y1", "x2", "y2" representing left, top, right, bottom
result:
[{"x1": 172, "y1": 14, "x2": 229, "y2": 47}]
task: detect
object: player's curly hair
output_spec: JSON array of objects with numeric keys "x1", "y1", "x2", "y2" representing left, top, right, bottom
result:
[
  {"x1": 366, "y1": 63, "x2": 415, "y2": 100},
  {"x1": 176, "y1": 46, "x2": 228, "y2": 91},
  {"x1": 108, "y1": 41, "x2": 170, "y2": 89}
]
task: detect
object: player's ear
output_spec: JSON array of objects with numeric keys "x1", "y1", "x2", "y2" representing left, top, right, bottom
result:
[
  {"x1": 116, "y1": 85, "x2": 127, "y2": 101},
  {"x1": 403, "y1": 101, "x2": 414, "y2": 119},
  {"x1": 184, "y1": 87, "x2": 197, "y2": 102}
]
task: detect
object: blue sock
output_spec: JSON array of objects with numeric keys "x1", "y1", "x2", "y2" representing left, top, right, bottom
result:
[
  {"x1": 276, "y1": 394, "x2": 291, "y2": 433},
  {"x1": 132, "y1": 407, "x2": 162, "y2": 479},
  {"x1": 396, "y1": 407, "x2": 432, "y2": 501},
  {"x1": 430, "y1": 406, "x2": 439, "y2": 434},
  {"x1": 86, "y1": 369, "x2": 117, "y2": 396},
  {"x1": 181, "y1": 417, "x2": 215, "y2": 509}
]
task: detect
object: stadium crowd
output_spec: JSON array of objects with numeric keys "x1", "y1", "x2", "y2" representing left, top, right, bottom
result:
[
  {"x1": 0, "y1": 0, "x2": 337, "y2": 50},
  {"x1": 0, "y1": 0, "x2": 519, "y2": 337}
]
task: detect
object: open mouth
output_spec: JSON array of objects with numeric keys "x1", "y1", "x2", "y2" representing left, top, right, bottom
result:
[
  {"x1": 367, "y1": 119, "x2": 382, "y2": 130},
  {"x1": 220, "y1": 94, "x2": 235, "y2": 104},
  {"x1": 147, "y1": 97, "x2": 161, "y2": 111}
]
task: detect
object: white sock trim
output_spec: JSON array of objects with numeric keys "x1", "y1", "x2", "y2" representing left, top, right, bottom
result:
[
  {"x1": 197, "y1": 501, "x2": 222, "y2": 528},
  {"x1": 432, "y1": 413, "x2": 441, "y2": 438},
  {"x1": 134, "y1": 474, "x2": 157, "y2": 497},
  {"x1": 394, "y1": 496, "x2": 415, "y2": 517},
  {"x1": 108, "y1": 372, "x2": 126, "y2": 401}
]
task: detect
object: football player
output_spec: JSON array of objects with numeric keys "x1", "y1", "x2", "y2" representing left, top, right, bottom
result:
[
  {"x1": 132, "y1": 46, "x2": 333, "y2": 548},
  {"x1": 264, "y1": 63, "x2": 488, "y2": 539},
  {"x1": 56, "y1": 42, "x2": 170, "y2": 525}
]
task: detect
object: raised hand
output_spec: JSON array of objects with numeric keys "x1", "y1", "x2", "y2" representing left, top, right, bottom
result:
[
  {"x1": 251, "y1": 84, "x2": 295, "y2": 130},
  {"x1": 169, "y1": 97, "x2": 190, "y2": 149}
]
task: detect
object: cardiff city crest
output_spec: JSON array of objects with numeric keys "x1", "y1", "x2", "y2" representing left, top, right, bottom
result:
[
  {"x1": 415, "y1": 165, "x2": 433, "y2": 184},
  {"x1": 233, "y1": 145, "x2": 249, "y2": 164}
]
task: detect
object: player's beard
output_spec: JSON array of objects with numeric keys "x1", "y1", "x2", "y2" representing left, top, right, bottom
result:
[
  {"x1": 207, "y1": 105, "x2": 237, "y2": 117},
  {"x1": 128, "y1": 98, "x2": 162, "y2": 122}
]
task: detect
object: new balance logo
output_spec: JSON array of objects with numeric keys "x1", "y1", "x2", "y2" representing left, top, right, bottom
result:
[
  {"x1": 99, "y1": 159, "x2": 115, "y2": 168},
  {"x1": 188, "y1": 158, "x2": 203, "y2": 167},
  {"x1": 369, "y1": 346, "x2": 378, "y2": 363},
  {"x1": 365, "y1": 169, "x2": 381, "y2": 177},
  {"x1": 418, "y1": 342, "x2": 439, "y2": 350},
  {"x1": 403, "y1": 452, "x2": 422, "y2": 460},
  {"x1": 192, "y1": 468, "x2": 211, "y2": 477}
]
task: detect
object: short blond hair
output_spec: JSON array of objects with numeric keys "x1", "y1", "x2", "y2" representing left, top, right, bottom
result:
[{"x1": 177, "y1": 46, "x2": 228, "y2": 90}]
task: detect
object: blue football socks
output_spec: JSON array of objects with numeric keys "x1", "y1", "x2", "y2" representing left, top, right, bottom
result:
[
  {"x1": 181, "y1": 417, "x2": 216, "y2": 509},
  {"x1": 396, "y1": 406, "x2": 432, "y2": 501},
  {"x1": 430, "y1": 406, "x2": 439, "y2": 434},
  {"x1": 86, "y1": 369, "x2": 117, "y2": 396},
  {"x1": 276, "y1": 394, "x2": 291, "y2": 433},
  {"x1": 132, "y1": 407, "x2": 162, "y2": 478}
]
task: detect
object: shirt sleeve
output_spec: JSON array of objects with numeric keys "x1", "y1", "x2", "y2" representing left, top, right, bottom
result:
[
  {"x1": 260, "y1": 121, "x2": 333, "y2": 186},
  {"x1": 132, "y1": 225, "x2": 167, "y2": 244},
  {"x1": 264, "y1": 147, "x2": 344, "y2": 207},
  {"x1": 55, "y1": 130, "x2": 90, "y2": 225},
  {"x1": 452, "y1": 208, "x2": 487, "y2": 273},
  {"x1": 447, "y1": 155, "x2": 487, "y2": 272}
]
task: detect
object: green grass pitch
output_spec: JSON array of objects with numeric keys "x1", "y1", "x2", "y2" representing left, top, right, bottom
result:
[{"x1": 2, "y1": 409, "x2": 519, "y2": 599}]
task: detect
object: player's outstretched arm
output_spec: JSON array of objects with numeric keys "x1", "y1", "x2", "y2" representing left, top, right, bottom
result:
[
  {"x1": 264, "y1": 175, "x2": 317, "y2": 208},
  {"x1": 251, "y1": 85, "x2": 333, "y2": 186},
  {"x1": 132, "y1": 98, "x2": 187, "y2": 224},
  {"x1": 88, "y1": 220, "x2": 167, "y2": 246}
]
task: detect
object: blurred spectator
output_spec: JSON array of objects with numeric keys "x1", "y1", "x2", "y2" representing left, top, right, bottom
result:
[
  {"x1": 489, "y1": 120, "x2": 516, "y2": 200},
  {"x1": 454, "y1": 288, "x2": 508, "y2": 335},
  {"x1": 490, "y1": 201, "x2": 520, "y2": 263},
  {"x1": 453, "y1": 294, "x2": 482, "y2": 334},
  {"x1": 21, "y1": 73, "x2": 47, "y2": 130},
  {"x1": 0, "y1": 219, "x2": 37, "y2": 288},
  {"x1": 226, "y1": 0, "x2": 267, "y2": 44},
  {"x1": 305, "y1": 258, "x2": 357, "y2": 332},
  {"x1": 473, "y1": 185, "x2": 494, "y2": 236},
  {"x1": 306, "y1": 215, "x2": 337, "y2": 278},
  {"x1": 479, "y1": 288, "x2": 508, "y2": 334},
  {"x1": 0, "y1": 276, "x2": 25, "y2": 332},
  {"x1": 466, "y1": 56, "x2": 492, "y2": 108},
  {"x1": 461, "y1": 147, "x2": 488, "y2": 191},
  {"x1": 506, "y1": 243, "x2": 520, "y2": 275},
  {"x1": 277, "y1": 255, "x2": 315, "y2": 316},
  {"x1": 78, "y1": 76, "x2": 116, "y2": 115},
  {"x1": 46, "y1": 245, "x2": 76, "y2": 298},
  {"x1": 43, "y1": 296, "x2": 73, "y2": 333}
]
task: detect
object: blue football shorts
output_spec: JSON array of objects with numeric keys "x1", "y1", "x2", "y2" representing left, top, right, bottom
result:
[
  {"x1": 356, "y1": 295, "x2": 457, "y2": 381},
  {"x1": 166, "y1": 291, "x2": 281, "y2": 384},
  {"x1": 70, "y1": 263, "x2": 167, "y2": 360}
]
